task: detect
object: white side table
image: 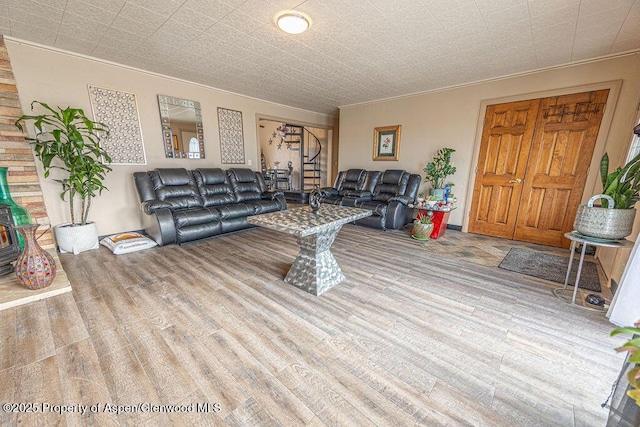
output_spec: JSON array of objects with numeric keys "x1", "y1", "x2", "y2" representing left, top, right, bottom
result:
[{"x1": 553, "y1": 231, "x2": 634, "y2": 310}]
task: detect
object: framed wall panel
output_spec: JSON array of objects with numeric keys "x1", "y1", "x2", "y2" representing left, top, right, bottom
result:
[
  {"x1": 88, "y1": 85, "x2": 146, "y2": 164},
  {"x1": 217, "y1": 107, "x2": 245, "y2": 164}
]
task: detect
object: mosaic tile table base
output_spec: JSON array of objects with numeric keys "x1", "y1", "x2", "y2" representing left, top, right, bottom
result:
[{"x1": 248, "y1": 205, "x2": 371, "y2": 296}]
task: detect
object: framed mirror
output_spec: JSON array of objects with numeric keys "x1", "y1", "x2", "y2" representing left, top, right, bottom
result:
[{"x1": 158, "y1": 95, "x2": 205, "y2": 159}]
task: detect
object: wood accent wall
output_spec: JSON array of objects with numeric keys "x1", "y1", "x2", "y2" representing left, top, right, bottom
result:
[{"x1": 0, "y1": 36, "x2": 54, "y2": 249}]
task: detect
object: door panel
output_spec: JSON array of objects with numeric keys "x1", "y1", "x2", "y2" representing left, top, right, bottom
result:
[
  {"x1": 514, "y1": 89, "x2": 609, "y2": 247},
  {"x1": 468, "y1": 100, "x2": 540, "y2": 238}
]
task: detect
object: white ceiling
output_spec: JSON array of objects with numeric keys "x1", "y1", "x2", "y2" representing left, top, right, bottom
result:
[{"x1": 2, "y1": 0, "x2": 639, "y2": 115}]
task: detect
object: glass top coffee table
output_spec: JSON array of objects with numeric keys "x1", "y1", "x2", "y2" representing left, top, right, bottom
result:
[{"x1": 248, "y1": 205, "x2": 371, "y2": 296}]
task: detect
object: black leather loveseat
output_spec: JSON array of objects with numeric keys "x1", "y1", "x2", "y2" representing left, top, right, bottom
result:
[
  {"x1": 133, "y1": 168, "x2": 286, "y2": 246},
  {"x1": 320, "y1": 169, "x2": 420, "y2": 230}
]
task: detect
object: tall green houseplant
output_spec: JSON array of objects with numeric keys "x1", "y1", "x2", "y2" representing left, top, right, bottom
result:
[
  {"x1": 15, "y1": 101, "x2": 112, "y2": 226},
  {"x1": 600, "y1": 152, "x2": 640, "y2": 209},
  {"x1": 423, "y1": 148, "x2": 457, "y2": 190}
]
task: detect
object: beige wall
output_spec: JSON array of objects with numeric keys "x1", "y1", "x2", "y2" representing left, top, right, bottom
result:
[
  {"x1": 338, "y1": 53, "x2": 640, "y2": 230},
  {"x1": 6, "y1": 39, "x2": 334, "y2": 236}
]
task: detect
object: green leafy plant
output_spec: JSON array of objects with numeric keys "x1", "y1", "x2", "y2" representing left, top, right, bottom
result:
[
  {"x1": 611, "y1": 320, "x2": 640, "y2": 406},
  {"x1": 15, "y1": 101, "x2": 112, "y2": 226},
  {"x1": 600, "y1": 152, "x2": 640, "y2": 209},
  {"x1": 423, "y1": 148, "x2": 457, "y2": 189},
  {"x1": 415, "y1": 212, "x2": 432, "y2": 224}
]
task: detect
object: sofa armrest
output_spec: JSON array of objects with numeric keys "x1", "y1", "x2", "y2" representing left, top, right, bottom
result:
[
  {"x1": 387, "y1": 195, "x2": 413, "y2": 205},
  {"x1": 342, "y1": 190, "x2": 371, "y2": 198},
  {"x1": 140, "y1": 207, "x2": 176, "y2": 246},
  {"x1": 261, "y1": 190, "x2": 283, "y2": 200},
  {"x1": 261, "y1": 191, "x2": 287, "y2": 210},
  {"x1": 320, "y1": 187, "x2": 339, "y2": 197},
  {"x1": 142, "y1": 200, "x2": 173, "y2": 214}
]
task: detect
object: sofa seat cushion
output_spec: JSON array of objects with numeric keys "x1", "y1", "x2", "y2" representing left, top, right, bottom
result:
[
  {"x1": 215, "y1": 204, "x2": 253, "y2": 220},
  {"x1": 244, "y1": 199, "x2": 283, "y2": 214},
  {"x1": 173, "y1": 208, "x2": 221, "y2": 228}
]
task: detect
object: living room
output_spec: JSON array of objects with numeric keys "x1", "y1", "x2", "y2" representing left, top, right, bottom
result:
[{"x1": 1, "y1": 0, "x2": 640, "y2": 425}]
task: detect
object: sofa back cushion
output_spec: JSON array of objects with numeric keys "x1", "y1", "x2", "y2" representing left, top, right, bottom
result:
[
  {"x1": 363, "y1": 171, "x2": 381, "y2": 193},
  {"x1": 373, "y1": 170, "x2": 409, "y2": 202},
  {"x1": 149, "y1": 168, "x2": 203, "y2": 209},
  {"x1": 336, "y1": 169, "x2": 366, "y2": 195},
  {"x1": 227, "y1": 168, "x2": 262, "y2": 202},
  {"x1": 193, "y1": 168, "x2": 236, "y2": 207}
]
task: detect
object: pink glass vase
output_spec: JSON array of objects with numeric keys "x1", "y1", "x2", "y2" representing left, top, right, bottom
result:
[{"x1": 14, "y1": 224, "x2": 56, "y2": 290}]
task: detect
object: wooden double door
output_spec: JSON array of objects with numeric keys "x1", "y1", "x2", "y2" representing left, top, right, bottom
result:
[{"x1": 468, "y1": 89, "x2": 609, "y2": 247}]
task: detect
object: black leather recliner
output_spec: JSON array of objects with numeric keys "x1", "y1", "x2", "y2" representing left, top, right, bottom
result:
[
  {"x1": 319, "y1": 169, "x2": 420, "y2": 230},
  {"x1": 133, "y1": 167, "x2": 286, "y2": 246},
  {"x1": 354, "y1": 170, "x2": 420, "y2": 230},
  {"x1": 320, "y1": 169, "x2": 368, "y2": 204}
]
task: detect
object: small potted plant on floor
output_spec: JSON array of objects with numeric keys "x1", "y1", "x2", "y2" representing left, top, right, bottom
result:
[
  {"x1": 423, "y1": 148, "x2": 456, "y2": 201},
  {"x1": 412, "y1": 212, "x2": 434, "y2": 240},
  {"x1": 16, "y1": 101, "x2": 112, "y2": 254}
]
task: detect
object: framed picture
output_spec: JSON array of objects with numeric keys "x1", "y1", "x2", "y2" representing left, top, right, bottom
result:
[{"x1": 373, "y1": 125, "x2": 401, "y2": 161}]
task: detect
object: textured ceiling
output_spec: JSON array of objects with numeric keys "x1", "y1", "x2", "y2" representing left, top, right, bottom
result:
[{"x1": 2, "y1": 0, "x2": 639, "y2": 115}]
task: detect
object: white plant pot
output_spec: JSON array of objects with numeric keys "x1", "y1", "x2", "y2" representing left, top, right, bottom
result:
[
  {"x1": 429, "y1": 188, "x2": 445, "y2": 201},
  {"x1": 54, "y1": 222, "x2": 99, "y2": 254}
]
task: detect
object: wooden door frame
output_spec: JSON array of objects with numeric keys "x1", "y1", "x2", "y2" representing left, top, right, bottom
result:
[{"x1": 462, "y1": 80, "x2": 622, "y2": 233}]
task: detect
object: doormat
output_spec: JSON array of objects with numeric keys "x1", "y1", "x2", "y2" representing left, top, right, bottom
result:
[{"x1": 498, "y1": 247, "x2": 601, "y2": 292}]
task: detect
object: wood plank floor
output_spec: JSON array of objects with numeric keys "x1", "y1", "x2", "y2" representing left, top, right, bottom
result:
[{"x1": 0, "y1": 225, "x2": 626, "y2": 426}]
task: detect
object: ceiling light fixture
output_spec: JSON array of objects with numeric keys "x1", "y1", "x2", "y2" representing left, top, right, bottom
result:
[{"x1": 276, "y1": 12, "x2": 310, "y2": 35}]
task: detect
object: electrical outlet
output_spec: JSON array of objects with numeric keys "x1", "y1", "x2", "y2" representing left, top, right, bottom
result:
[{"x1": 247, "y1": 159, "x2": 252, "y2": 166}]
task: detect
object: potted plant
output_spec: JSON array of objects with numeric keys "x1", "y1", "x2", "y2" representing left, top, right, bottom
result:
[
  {"x1": 412, "y1": 212, "x2": 434, "y2": 240},
  {"x1": 15, "y1": 101, "x2": 112, "y2": 254},
  {"x1": 574, "y1": 150, "x2": 640, "y2": 240},
  {"x1": 423, "y1": 148, "x2": 456, "y2": 201}
]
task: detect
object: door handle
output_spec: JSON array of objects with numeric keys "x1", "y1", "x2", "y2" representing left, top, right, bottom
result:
[{"x1": 509, "y1": 178, "x2": 522, "y2": 183}]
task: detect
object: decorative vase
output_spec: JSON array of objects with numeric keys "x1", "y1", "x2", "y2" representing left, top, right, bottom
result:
[
  {"x1": 14, "y1": 224, "x2": 56, "y2": 290},
  {"x1": 0, "y1": 167, "x2": 32, "y2": 248},
  {"x1": 412, "y1": 221, "x2": 434, "y2": 240},
  {"x1": 309, "y1": 188, "x2": 322, "y2": 213}
]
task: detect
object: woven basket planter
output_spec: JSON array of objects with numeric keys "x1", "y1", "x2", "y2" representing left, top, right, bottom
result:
[{"x1": 574, "y1": 195, "x2": 636, "y2": 240}]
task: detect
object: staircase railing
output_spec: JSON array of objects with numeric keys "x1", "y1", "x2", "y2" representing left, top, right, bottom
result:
[{"x1": 302, "y1": 126, "x2": 322, "y2": 190}]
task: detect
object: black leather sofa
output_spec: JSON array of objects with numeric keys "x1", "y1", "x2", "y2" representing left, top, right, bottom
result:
[
  {"x1": 320, "y1": 169, "x2": 420, "y2": 230},
  {"x1": 133, "y1": 168, "x2": 286, "y2": 246}
]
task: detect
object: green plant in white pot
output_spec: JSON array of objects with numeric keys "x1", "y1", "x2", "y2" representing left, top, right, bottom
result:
[
  {"x1": 16, "y1": 101, "x2": 112, "y2": 254},
  {"x1": 574, "y1": 151, "x2": 640, "y2": 240},
  {"x1": 423, "y1": 148, "x2": 456, "y2": 201}
]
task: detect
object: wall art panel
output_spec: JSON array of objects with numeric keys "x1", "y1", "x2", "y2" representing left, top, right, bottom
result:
[
  {"x1": 217, "y1": 107, "x2": 245, "y2": 164},
  {"x1": 88, "y1": 85, "x2": 146, "y2": 164}
]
